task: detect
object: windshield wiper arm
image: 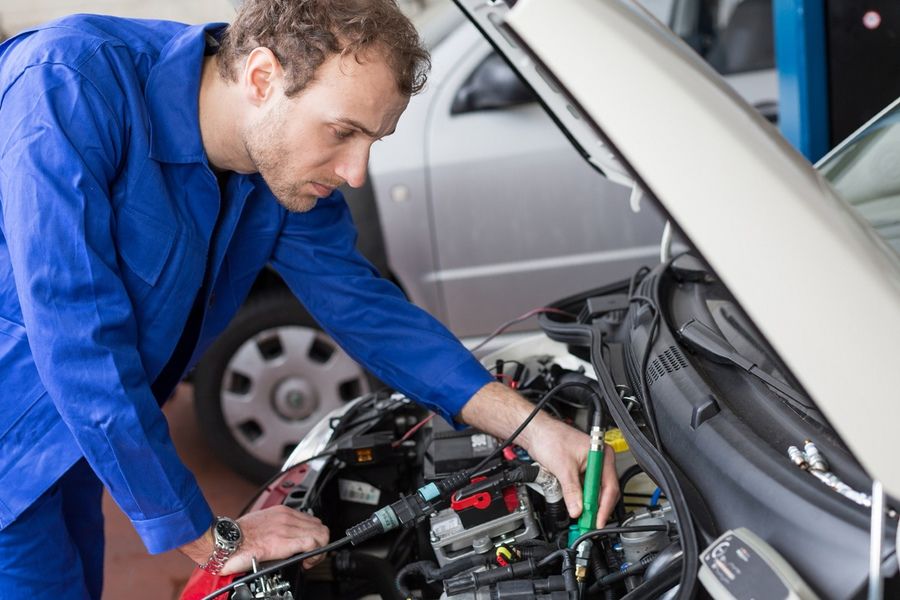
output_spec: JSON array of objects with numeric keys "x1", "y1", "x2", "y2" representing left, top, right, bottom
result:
[{"x1": 677, "y1": 319, "x2": 820, "y2": 416}]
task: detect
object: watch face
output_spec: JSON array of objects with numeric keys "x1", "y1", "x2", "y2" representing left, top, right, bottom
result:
[{"x1": 215, "y1": 519, "x2": 241, "y2": 543}]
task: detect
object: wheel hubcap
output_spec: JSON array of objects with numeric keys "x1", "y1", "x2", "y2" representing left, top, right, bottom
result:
[
  {"x1": 272, "y1": 377, "x2": 319, "y2": 421},
  {"x1": 220, "y1": 325, "x2": 370, "y2": 466}
]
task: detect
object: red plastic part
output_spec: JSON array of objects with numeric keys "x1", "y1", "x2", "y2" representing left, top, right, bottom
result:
[
  {"x1": 180, "y1": 570, "x2": 237, "y2": 600},
  {"x1": 451, "y1": 490, "x2": 492, "y2": 511},
  {"x1": 451, "y1": 475, "x2": 493, "y2": 511},
  {"x1": 502, "y1": 486, "x2": 519, "y2": 513}
]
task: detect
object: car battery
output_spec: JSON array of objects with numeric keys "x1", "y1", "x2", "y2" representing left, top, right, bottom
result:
[
  {"x1": 423, "y1": 418, "x2": 501, "y2": 481},
  {"x1": 429, "y1": 484, "x2": 540, "y2": 566}
]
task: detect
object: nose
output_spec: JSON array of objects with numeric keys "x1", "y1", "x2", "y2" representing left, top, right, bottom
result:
[{"x1": 334, "y1": 142, "x2": 370, "y2": 189}]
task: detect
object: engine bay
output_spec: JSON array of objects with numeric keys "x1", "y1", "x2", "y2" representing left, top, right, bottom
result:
[{"x1": 184, "y1": 262, "x2": 897, "y2": 600}]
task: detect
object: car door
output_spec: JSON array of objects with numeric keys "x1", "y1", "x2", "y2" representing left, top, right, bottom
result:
[{"x1": 424, "y1": 24, "x2": 666, "y2": 338}]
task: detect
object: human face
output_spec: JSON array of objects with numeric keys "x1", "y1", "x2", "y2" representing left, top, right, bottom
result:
[{"x1": 242, "y1": 50, "x2": 409, "y2": 212}]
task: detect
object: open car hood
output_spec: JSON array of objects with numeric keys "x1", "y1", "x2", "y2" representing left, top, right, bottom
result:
[{"x1": 456, "y1": 0, "x2": 900, "y2": 498}]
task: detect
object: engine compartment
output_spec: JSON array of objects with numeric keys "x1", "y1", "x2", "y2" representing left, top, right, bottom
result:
[{"x1": 183, "y1": 262, "x2": 897, "y2": 600}]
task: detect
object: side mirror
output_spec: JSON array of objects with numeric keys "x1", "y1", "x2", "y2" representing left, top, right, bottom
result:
[{"x1": 451, "y1": 52, "x2": 536, "y2": 115}]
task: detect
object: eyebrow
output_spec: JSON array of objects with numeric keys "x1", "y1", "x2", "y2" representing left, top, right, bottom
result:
[{"x1": 335, "y1": 118, "x2": 394, "y2": 139}]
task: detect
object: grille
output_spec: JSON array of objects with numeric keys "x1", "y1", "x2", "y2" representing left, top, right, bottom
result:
[{"x1": 647, "y1": 346, "x2": 689, "y2": 386}]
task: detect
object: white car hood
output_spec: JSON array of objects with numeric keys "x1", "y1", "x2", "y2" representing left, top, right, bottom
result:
[{"x1": 459, "y1": 0, "x2": 900, "y2": 497}]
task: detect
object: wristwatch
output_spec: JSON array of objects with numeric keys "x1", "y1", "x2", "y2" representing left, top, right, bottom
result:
[{"x1": 200, "y1": 516, "x2": 243, "y2": 575}]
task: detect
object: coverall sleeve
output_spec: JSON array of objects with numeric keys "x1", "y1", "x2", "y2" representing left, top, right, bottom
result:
[
  {"x1": 0, "y1": 64, "x2": 212, "y2": 553},
  {"x1": 270, "y1": 191, "x2": 493, "y2": 425}
]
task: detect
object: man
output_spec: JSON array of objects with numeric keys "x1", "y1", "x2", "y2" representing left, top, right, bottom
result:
[{"x1": 0, "y1": 0, "x2": 618, "y2": 597}]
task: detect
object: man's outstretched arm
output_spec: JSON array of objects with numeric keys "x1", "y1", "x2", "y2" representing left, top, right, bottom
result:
[{"x1": 272, "y1": 193, "x2": 618, "y2": 527}]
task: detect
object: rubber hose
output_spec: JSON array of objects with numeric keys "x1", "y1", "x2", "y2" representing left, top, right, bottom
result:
[
  {"x1": 618, "y1": 464, "x2": 644, "y2": 492},
  {"x1": 545, "y1": 498, "x2": 569, "y2": 533},
  {"x1": 587, "y1": 545, "x2": 617, "y2": 600},
  {"x1": 560, "y1": 551, "x2": 578, "y2": 594},
  {"x1": 558, "y1": 372, "x2": 604, "y2": 410},
  {"x1": 618, "y1": 556, "x2": 681, "y2": 600},
  {"x1": 642, "y1": 542, "x2": 682, "y2": 583},
  {"x1": 516, "y1": 540, "x2": 556, "y2": 562},
  {"x1": 395, "y1": 555, "x2": 490, "y2": 598},
  {"x1": 395, "y1": 561, "x2": 430, "y2": 599}
]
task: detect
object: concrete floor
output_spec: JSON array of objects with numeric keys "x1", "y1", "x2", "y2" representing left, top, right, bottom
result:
[{"x1": 102, "y1": 384, "x2": 257, "y2": 600}]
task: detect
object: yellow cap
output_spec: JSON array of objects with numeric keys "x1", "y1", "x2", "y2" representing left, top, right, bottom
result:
[{"x1": 604, "y1": 428, "x2": 629, "y2": 453}]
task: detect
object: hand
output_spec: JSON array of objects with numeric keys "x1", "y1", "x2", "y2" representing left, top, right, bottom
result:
[
  {"x1": 459, "y1": 382, "x2": 620, "y2": 527},
  {"x1": 525, "y1": 420, "x2": 620, "y2": 528},
  {"x1": 179, "y1": 506, "x2": 330, "y2": 575}
]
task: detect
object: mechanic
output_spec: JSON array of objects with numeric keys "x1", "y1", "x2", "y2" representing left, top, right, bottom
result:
[{"x1": 0, "y1": 1, "x2": 618, "y2": 597}]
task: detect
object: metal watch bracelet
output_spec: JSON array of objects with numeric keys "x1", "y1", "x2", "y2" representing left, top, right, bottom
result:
[
  {"x1": 199, "y1": 545, "x2": 231, "y2": 575},
  {"x1": 199, "y1": 516, "x2": 243, "y2": 575}
]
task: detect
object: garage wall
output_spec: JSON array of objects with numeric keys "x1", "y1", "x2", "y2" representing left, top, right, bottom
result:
[
  {"x1": 0, "y1": 0, "x2": 436, "y2": 39},
  {"x1": 0, "y1": 0, "x2": 235, "y2": 37}
]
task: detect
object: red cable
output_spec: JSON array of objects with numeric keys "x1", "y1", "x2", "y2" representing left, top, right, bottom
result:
[
  {"x1": 470, "y1": 307, "x2": 577, "y2": 354},
  {"x1": 392, "y1": 413, "x2": 436, "y2": 447}
]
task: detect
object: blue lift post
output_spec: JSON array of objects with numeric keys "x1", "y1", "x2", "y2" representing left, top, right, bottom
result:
[{"x1": 773, "y1": 0, "x2": 830, "y2": 162}]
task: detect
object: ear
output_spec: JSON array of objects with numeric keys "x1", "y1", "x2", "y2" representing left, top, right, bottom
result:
[{"x1": 240, "y1": 47, "x2": 284, "y2": 106}]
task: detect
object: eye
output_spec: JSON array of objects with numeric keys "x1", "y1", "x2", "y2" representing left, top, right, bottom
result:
[{"x1": 333, "y1": 128, "x2": 354, "y2": 140}]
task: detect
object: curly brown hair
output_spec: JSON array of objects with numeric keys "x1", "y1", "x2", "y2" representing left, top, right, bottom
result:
[{"x1": 217, "y1": 0, "x2": 430, "y2": 97}]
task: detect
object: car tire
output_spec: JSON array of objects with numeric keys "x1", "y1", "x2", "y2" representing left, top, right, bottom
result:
[{"x1": 193, "y1": 290, "x2": 371, "y2": 482}]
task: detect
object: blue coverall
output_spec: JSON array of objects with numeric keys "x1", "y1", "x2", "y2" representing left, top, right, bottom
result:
[{"x1": 0, "y1": 16, "x2": 492, "y2": 598}]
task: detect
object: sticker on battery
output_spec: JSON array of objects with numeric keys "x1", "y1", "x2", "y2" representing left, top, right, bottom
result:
[
  {"x1": 338, "y1": 479, "x2": 381, "y2": 505},
  {"x1": 471, "y1": 433, "x2": 492, "y2": 452}
]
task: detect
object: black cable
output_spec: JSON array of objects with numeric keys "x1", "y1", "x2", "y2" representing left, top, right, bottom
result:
[
  {"x1": 328, "y1": 391, "x2": 382, "y2": 432},
  {"x1": 386, "y1": 526, "x2": 415, "y2": 564},
  {"x1": 628, "y1": 266, "x2": 651, "y2": 297},
  {"x1": 301, "y1": 457, "x2": 344, "y2": 510},
  {"x1": 468, "y1": 380, "x2": 605, "y2": 476},
  {"x1": 198, "y1": 536, "x2": 352, "y2": 600},
  {"x1": 487, "y1": 360, "x2": 525, "y2": 372},
  {"x1": 618, "y1": 464, "x2": 645, "y2": 493},
  {"x1": 569, "y1": 524, "x2": 668, "y2": 550},
  {"x1": 628, "y1": 295, "x2": 662, "y2": 449},
  {"x1": 535, "y1": 525, "x2": 669, "y2": 569},
  {"x1": 334, "y1": 396, "x2": 407, "y2": 433}
]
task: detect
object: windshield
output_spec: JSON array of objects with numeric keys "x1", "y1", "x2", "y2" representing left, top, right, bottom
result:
[{"x1": 818, "y1": 99, "x2": 900, "y2": 260}]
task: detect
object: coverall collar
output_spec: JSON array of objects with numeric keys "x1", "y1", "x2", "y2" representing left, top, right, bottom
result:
[{"x1": 145, "y1": 22, "x2": 227, "y2": 164}]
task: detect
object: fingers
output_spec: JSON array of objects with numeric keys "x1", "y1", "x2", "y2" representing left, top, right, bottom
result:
[
  {"x1": 558, "y1": 466, "x2": 585, "y2": 519},
  {"x1": 596, "y1": 444, "x2": 620, "y2": 528}
]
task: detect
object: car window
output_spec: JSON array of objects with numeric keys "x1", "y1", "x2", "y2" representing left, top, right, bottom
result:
[
  {"x1": 670, "y1": 0, "x2": 775, "y2": 75},
  {"x1": 818, "y1": 102, "x2": 900, "y2": 260},
  {"x1": 636, "y1": 0, "x2": 676, "y2": 23},
  {"x1": 451, "y1": 51, "x2": 536, "y2": 115}
]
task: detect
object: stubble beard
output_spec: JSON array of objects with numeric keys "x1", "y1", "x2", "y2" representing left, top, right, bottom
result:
[{"x1": 243, "y1": 103, "x2": 318, "y2": 213}]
